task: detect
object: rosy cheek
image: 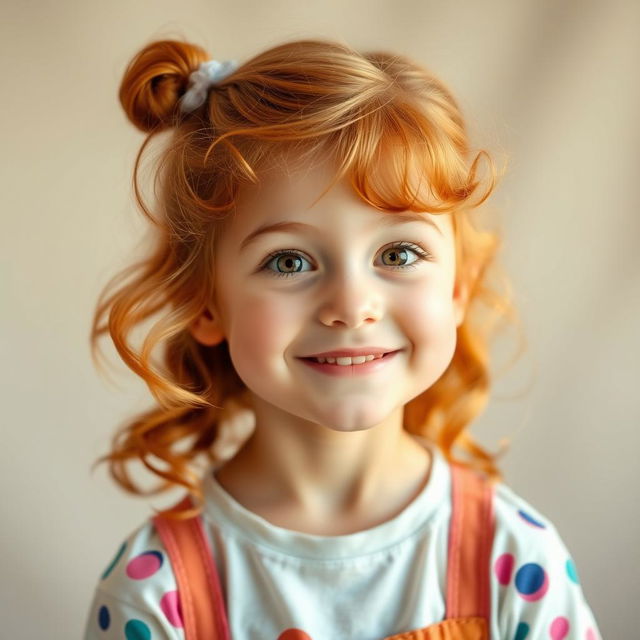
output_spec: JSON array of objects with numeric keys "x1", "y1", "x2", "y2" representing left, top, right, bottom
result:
[
  {"x1": 228, "y1": 295, "x2": 293, "y2": 371},
  {"x1": 402, "y1": 288, "x2": 453, "y2": 333},
  {"x1": 397, "y1": 287, "x2": 458, "y2": 375}
]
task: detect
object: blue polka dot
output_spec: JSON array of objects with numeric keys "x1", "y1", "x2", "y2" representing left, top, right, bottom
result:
[
  {"x1": 102, "y1": 540, "x2": 127, "y2": 580},
  {"x1": 515, "y1": 563, "x2": 545, "y2": 594},
  {"x1": 566, "y1": 557, "x2": 580, "y2": 584},
  {"x1": 98, "y1": 605, "x2": 110, "y2": 630},
  {"x1": 517, "y1": 509, "x2": 546, "y2": 528},
  {"x1": 125, "y1": 619, "x2": 151, "y2": 640},
  {"x1": 514, "y1": 621, "x2": 530, "y2": 640}
]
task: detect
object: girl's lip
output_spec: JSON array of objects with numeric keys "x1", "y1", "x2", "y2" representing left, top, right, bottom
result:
[
  {"x1": 299, "y1": 348, "x2": 401, "y2": 359},
  {"x1": 297, "y1": 350, "x2": 401, "y2": 376}
]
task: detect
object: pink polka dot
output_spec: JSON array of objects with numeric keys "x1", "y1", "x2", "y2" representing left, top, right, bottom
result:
[
  {"x1": 126, "y1": 551, "x2": 163, "y2": 580},
  {"x1": 160, "y1": 590, "x2": 183, "y2": 628},
  {"x1": 494, "y1": 553, "x2": 515, "y2": 585},
  {"x1": 549, "y1": 616, "x2": 570, "y2": 639},
  {"x1": 586, "y1": 628, "x2": 598, "y2": 640}
]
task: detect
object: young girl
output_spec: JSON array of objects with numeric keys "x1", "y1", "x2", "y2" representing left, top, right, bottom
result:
[{"x1": 84, "y1": 38, "x2": 602, "y2": 640}]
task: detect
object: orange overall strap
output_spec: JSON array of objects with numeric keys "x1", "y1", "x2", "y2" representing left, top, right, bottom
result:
[
  {"x1": 152, "y1": 495, "x2": 230, "y2": 640},
  {"x1": 445, "y1": 462, "x2": 495, "y2": 622}
]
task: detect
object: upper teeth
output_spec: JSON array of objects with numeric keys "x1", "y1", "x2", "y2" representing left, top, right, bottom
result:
[{"x1": 312, "y1": 354, "x2": 385, "y2": 365}]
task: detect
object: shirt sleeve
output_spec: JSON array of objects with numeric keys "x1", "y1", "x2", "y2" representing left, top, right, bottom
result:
[
  {"x1": 490, "y1": 483, "x2": 603, "y2": 640},
  {"x1": 82, "y1": 521, "x2": 185, "y2": 640}
]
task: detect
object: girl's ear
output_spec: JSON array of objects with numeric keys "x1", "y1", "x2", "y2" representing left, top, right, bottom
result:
[
  {"x1": 189, "y1": 306, "x2": 226, "y2": 346},
  {"x1": 453, "y1": 281, "x2": 468, "y2": 327},
  {"x1": 452, "y1": 270, "x2": 475, "y2": 328}
]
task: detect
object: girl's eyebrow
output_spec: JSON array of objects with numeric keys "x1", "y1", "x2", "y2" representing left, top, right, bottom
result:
[{"x1": 239, "y1": 213, "x2": 443, "y2": 252}]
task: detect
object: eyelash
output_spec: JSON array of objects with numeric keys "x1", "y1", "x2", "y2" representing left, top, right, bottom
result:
[{"x1": 258, "y1": 242, "x2": 433, "y2": 279}]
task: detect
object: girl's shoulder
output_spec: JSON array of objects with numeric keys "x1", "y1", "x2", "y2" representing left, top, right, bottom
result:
[
  {"x1": 486, "y1": 479, "x2": 601, "y2": 638},
  {"x1": 96, "y1": 517, "x2": 177, "y2": 604},
  {"x1": 445, "y1": 454, "x2": 567, "y2": 555},
  {"x1": 492, "y1": 478, "x2": 557, "y2": 530},
  {"x1": 489, "y1": 477, "x2": 578, "y2": 578},
  {"x1": 84, "y1": 518, "x2": 182, "y2": 638},
  {"x1": 490, "y1": 478, "x2": 571, "y2": 556},
  {"x1": 449, "y1": 463, "x2": 582, "y2": 589}
]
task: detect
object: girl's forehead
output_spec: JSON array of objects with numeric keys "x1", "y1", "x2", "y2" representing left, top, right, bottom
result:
[
  {"x1": 232, "y1": 156, "x2": 452, "y2": 236},
  {"x1": 237, "y1": 154, "x2": 339, "y2": 207}
]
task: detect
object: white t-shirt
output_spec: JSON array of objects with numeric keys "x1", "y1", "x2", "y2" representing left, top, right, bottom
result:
[{"x1": 83, "y1": 439, "x2": 602, "y2": 639}]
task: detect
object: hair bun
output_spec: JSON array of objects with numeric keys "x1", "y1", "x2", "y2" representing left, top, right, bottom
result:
[{"x1": 119, "y1": 39, "x2": 209, "y2": 132}]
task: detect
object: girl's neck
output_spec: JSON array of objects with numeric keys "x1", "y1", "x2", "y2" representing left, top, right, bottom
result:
[{"x1": 213, "y1": 403, "x2": 433, "y2": 536}]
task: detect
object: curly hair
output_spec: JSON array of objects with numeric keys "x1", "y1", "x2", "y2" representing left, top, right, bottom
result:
[{"x1": 90, "y1": 37, "x2": 524, "y2": 520}]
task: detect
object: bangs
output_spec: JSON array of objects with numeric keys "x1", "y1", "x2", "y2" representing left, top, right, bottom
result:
[{"x1": 217, "y1": 94, "x2": 491, "y2": 220}]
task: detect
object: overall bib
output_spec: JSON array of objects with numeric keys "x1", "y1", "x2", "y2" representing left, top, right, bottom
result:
[{"x1": 153, "y1": 461, "x2": 495, "y2": 640}]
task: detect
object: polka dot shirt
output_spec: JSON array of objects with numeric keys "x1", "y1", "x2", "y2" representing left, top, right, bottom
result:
[{"x1": 83, "y1": 442, "x2": 602, "y2": 639}]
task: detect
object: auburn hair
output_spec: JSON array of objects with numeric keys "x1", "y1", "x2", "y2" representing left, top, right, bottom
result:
[{"x1": 90, "y1": 37, "x2": 524, "y2": 520}]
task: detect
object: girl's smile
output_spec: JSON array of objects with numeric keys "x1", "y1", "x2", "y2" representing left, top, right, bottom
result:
[{"x1": 296, "y1": 348, "x2": 404, "y2": 377}]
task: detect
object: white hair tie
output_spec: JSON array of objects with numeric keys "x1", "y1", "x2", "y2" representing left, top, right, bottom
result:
[{"x1": 179, "y1": 59, "x2": 239, "y2": 113}]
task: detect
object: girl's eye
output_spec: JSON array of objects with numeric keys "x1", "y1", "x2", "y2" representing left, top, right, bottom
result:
[{"x1": 258, "y1": 242, "x2": 432, "y2": 279}]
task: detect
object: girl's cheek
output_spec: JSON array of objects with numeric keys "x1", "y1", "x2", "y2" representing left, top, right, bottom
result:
[
  {"x1": 227, "y1": 293, "x2": 297, "y2": 373},
  {"x1": 398, "y1": 287, "x2": 459, "y2": 369},
  {"x1": 401, "y1": 283, "x2": 456, "y2": 331}
]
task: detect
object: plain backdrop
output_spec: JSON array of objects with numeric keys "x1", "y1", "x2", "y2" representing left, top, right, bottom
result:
[{"x1": 2, "y1": 0, "x2": 638, "y2": 637}]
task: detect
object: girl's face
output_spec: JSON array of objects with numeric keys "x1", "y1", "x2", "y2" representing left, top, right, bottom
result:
[{"x1": 194, "y1": 156, "x2": 467, "y2": 433}]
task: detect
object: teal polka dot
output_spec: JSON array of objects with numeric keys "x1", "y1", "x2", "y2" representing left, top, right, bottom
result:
[
  {"x1": 566, "y1": 557, "x2": 580, "y2": 584},
  {"x1": 102, "y1": 540, "x2": 127, "y2": 580},
  {"x1": 124, "y1": 619, "x2": 152, "y2": 640},
  {"x1": 514, "y1": 621, "x2": 530, "y2": 639}
]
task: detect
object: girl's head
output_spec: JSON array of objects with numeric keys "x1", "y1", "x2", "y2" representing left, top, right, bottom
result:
[
  {"x1": 92, "y1": 37, "x2": 520, "y2": 516},
  {"x1": 191, "y1": 152, "x2": 465, "y2": 438}
]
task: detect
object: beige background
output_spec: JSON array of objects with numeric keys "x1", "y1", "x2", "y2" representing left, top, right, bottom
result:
[{"x1": 2, "y1": 0, "x2": 638, "y2": 637}]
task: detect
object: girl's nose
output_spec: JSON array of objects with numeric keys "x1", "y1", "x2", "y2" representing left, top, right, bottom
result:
[{"x1": 316, "y1": 269, "x2": 384, "y2": 328}]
